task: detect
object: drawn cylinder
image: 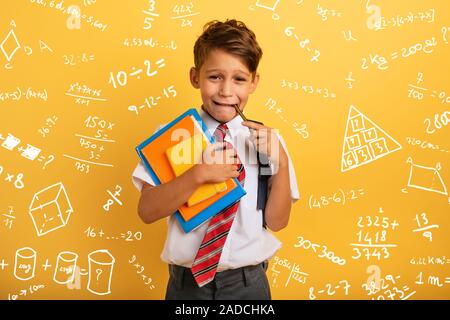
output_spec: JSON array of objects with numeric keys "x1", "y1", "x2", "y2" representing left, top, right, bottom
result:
[
  {"x1": 53, "y1": 251, "x2": 78, "y2": 284},
  {"x1": 87, "y1": 249, "x2": 115, "y2": 295},
  {"x1": 14, "y1": 247, "x2": 37, "y2": 281}
]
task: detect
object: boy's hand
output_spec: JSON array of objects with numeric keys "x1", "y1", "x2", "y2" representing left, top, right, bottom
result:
[
  {"x1": 241, "y1": 121, "x2": 288, "y2": 168},
  {"x1": 193, "y1": 142, "x2": 241, "y2": 184}
]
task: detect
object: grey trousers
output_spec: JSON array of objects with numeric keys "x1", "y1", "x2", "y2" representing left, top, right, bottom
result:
[{"x1": 165, "y1": 261, "x2": 271, "y2": 300}]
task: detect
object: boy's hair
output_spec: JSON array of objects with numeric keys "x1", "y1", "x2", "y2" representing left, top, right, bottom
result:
[{"x1": 193, "y1": 19, "x2": 263, "y2": 77}]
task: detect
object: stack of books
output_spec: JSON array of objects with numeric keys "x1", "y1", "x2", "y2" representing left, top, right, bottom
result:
[{"x1": 136, "y1": 108, "x2": 246, "y2": 233}]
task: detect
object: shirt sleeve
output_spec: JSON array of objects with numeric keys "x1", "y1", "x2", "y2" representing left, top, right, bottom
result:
[
  {"x1": 131, "y1": 124, "x2": 167, "y2": 192},
  {"x1": 131, "y1": 161, "x2": 156, "y2": 192},
  {"x1": 274, "y1": 133, "x2": 300, "y2": 203}
]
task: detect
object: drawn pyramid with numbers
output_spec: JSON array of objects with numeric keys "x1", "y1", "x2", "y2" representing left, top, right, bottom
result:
[{"x1": 341, "y1": 105, "x2": 402, "y2": 172}]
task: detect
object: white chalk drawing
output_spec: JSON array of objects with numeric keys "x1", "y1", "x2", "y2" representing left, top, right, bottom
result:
[
  {"x1": 29, "y1": 182, "x2": 74, "y2": 237},
  {"x1": 250, "y1": 0, "x2": 281, "y2": 20},
  {"x1": 405, "y1": 157, "x2": 448, "y2": 195},
  {"x1": 413, "y1": 212, "x2": 439, "y2": 242},
  {"x1": 20, "y1": 144, "x2": 42, "y2": 160},
  {"x1": 54, "y1": 251, "x2": 78, "y2": 284},
  {"x1": 341, "y1": 105, "x2": 402, "y2": 172},
  {"x1": 2, "y1": 206, "x2": 16, "y2": 229},
  {"x1": 0, "y1": 29, "x2": 21, "y2": 62},
  {"x1": 1, "y1": 133, "x2": 21, "y2": 150},
  {"x1": 255, "y1": 0, "x2": 280, "y2": 11},
  {"x1": 1, "y1": 133, "x2": 42, "y2": 161},
  {"x1": 343, "y1": 30, "x2": 357, "y2": 42},
  {"x1": 14, "y1": 247, "x2": 37, "y2": 281},
  {"x1": 87, "y1": 249, "x2": 115, "y2": 295}
]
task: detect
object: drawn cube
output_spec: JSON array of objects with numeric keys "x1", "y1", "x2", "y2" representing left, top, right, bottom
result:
[{"x1": 29, "y1": 182, "x2": 73, "y2": 237}]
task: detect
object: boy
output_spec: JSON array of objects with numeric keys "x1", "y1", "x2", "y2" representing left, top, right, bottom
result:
[{"x1": 132, "y1": 19, "x2": 299, "y2": 300}]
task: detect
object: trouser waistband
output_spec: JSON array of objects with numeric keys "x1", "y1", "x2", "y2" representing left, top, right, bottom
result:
[{"x1": 169, "y1": 261, "x2": 268, "y2": 289}]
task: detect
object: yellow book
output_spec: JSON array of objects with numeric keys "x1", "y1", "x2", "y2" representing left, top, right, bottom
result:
[{"x1": 165, "y1": 133, "x2": 227, "y2": 207}]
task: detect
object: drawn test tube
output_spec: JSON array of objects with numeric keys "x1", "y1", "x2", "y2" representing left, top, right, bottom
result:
[
  {"x1": 14, "y1": 247, "x2": 37, "y2": 281},
  {"x1": 87, "y1": 249, "x2": 115, "y2": 295},
  {"x1": 53, "y1": 251, "x2": 78, "y2": 284}
]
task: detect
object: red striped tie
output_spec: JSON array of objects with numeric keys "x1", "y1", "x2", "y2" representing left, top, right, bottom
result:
[{"x1": 191, "y1": 123, "x2": 245, "y2": 287}]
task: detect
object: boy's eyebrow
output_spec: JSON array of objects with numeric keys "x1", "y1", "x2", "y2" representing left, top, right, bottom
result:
[{"x1": 205, "y1": 68, "x2": 250, "y2": 76}]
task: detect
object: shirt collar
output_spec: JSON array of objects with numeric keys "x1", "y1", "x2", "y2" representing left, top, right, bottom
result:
[{"x1": 199, "y1": 106, "x2": 247, "y2": 139}]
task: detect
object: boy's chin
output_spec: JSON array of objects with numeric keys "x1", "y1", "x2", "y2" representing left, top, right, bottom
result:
[{"x1": 206, "y1": 106, "x2": 237, "y2": 123}]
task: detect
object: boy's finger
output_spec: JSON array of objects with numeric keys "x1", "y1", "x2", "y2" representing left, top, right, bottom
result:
[{"x1": 242, "y1": 121, "x2": 265, "y2": 130}]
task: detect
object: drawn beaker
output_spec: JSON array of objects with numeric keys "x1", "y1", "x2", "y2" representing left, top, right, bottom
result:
[
  {"x1": 87, "y1": 249, "x2": 115, "y2": 295},
  {"x1": 53, "y1": 251, "x2": 78, "y2": 284},
  {"x1": 14, "y1": 247, "x2": 37, "y2": 281}
]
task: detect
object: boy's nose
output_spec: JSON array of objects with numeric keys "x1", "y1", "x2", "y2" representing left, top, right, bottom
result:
[{"x1": 219, "y1": 81, "x2": 233, "y2": 97}]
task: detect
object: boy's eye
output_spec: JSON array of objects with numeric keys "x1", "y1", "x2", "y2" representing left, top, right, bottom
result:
[
  {"x1": 209, "y1": 75, "x2": 220, "y2": 80},
  {"x1": 236, "y1": 78, "x2": 246, "y2": 82}
]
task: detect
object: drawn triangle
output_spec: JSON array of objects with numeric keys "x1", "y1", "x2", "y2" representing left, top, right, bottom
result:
[{"x1": 341, "y1": 105, "x2": 402, "y2": 172}]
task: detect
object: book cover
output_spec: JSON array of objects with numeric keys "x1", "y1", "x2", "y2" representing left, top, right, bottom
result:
[{"x1": 165, "y1": 133, "x2": 227, "y2": 207}]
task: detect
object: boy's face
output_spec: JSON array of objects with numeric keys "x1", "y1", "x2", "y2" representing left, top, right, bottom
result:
[{"x1": 190, "y1": 49, "x2": 259, "y2": 123}]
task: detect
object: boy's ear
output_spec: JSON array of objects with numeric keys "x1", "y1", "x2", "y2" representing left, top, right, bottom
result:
[
  {"x1": 249, "y1": 73, "x2": 260, "y2": 94},
  {"x1": 190, "y1": 67, "x2": 200, "y2": 89}
]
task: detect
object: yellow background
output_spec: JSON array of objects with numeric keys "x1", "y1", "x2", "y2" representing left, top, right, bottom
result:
[{"x1": 0, "y1": 0, "x2": 449, "y2": 299}]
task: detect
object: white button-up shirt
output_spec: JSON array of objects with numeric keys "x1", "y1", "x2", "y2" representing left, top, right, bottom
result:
[{"x1": 132, "y1": 108, "x2": 300, "y2": 271}]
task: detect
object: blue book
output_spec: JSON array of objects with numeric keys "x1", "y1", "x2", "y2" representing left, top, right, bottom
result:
[{"x1": 135, "y1": 108, "x2": 246, "y2": 233}]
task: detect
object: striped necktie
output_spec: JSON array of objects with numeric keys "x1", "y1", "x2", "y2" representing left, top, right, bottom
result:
[{"x1": 191, "y1": 123, "x2": 245, "y2": 287}]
